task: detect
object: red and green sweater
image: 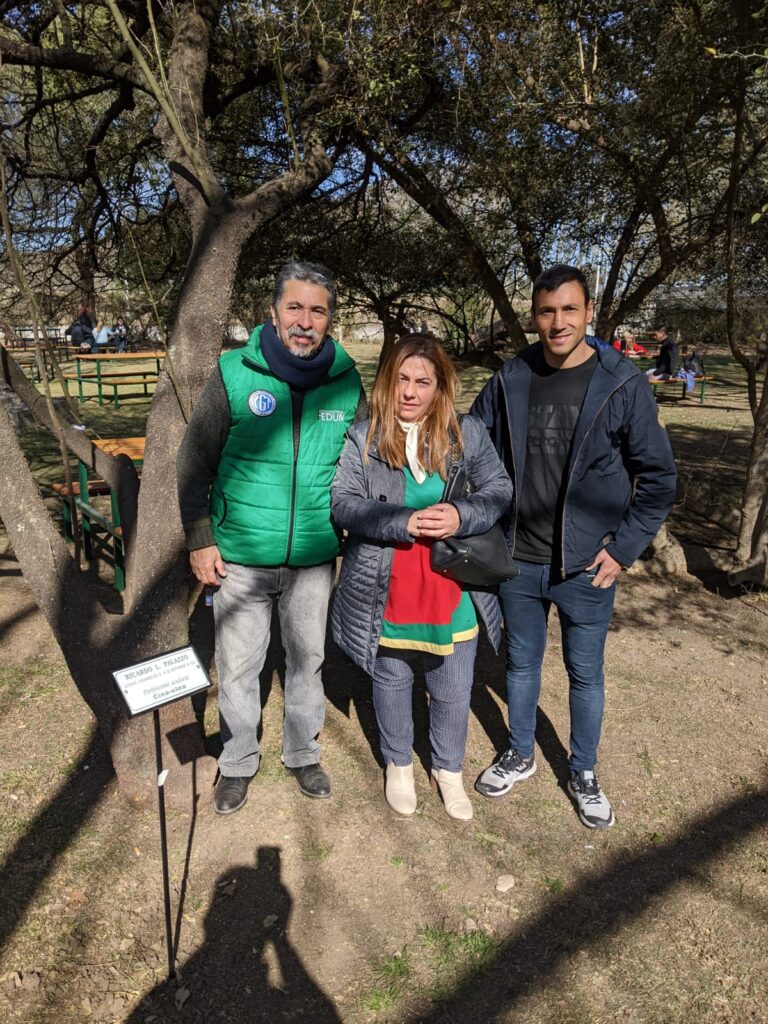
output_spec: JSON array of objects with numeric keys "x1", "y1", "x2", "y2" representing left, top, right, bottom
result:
[{"x1": 379, "y1": 468, "x2": 478, "y2": 655}]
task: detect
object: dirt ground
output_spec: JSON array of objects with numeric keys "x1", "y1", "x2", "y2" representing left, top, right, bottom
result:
[
  {"x1": 1, "y1": 348, "x2": 767, "y2": 1023},
  {"x1": 1, "y1": 536, "x2": 766, "y2": 1023}
]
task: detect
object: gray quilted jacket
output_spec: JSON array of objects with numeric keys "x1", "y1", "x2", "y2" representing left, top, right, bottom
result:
[{"x1": 330, "y1": 415, "x2": 513, "y2": 675}]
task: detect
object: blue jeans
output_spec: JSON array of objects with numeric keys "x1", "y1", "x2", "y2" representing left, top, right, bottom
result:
[
  {"x1": 499, "y1": 560, "x2": 616, "y2": 772},
  {"x1": 213, "y1": 561, "x2": 333, "y2": 776}
]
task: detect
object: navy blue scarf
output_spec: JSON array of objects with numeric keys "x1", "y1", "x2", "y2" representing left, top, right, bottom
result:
[{"x1": 259, "y1": 320, "x2": 335, "y2": 390}]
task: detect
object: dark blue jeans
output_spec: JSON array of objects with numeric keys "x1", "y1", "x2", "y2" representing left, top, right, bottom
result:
[{"x1": 499, "y1": 560, "x2": 616, "y2": 772}]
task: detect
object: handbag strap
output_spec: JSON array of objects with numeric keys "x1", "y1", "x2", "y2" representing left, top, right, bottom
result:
[{"x1": 441, "y1": 419, "x2": 470, "y2": 502}]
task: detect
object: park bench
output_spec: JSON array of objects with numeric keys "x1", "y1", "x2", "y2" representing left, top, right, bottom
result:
[
  {"x1": 52, "y1": 478, "x2": 126, "y2": 589},
  {"x1": 52, "y1": 438, "x2": 145, "y2": 592},
  {"x1": 63, "y1": 352, "x2": 163, "y2": 407},
  {"x1": 62, "y1": 369, "x2": 158, "y2": 408},
  {"x1": 97, "y1": 373, "x2": 158, "y2": 407},
  {"x1": 649, "y1": 375, "x2": 713, "y2": 404}
]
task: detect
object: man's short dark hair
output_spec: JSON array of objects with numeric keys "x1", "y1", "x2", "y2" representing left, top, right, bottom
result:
[
  {"x1": 272, "y1": 262, "x2": 337, "y2": 320},
  {"x1": 532, "y1": 265, "x2": 590, "y2": 308},
  {"x1": 655, "y1": 325, "x2": 668, "y2": 334}
]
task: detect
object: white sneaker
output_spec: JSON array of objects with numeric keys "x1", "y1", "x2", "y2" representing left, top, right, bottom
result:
[
  {"x1": 475, "y1": 747, "x2": 536, "y2": 798},
  {"x1": 567, "y1": 770, "x2": 615, "y2": 829}
]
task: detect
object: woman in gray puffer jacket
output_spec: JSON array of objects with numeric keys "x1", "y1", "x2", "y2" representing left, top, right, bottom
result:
[{"x1": 331, "y1": 335, "x2": 512, "y2": 821}]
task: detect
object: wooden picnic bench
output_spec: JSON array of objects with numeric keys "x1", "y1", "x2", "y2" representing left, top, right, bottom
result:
[
  {"x1": 53, "y1": 437, "x2": 145, "y2": 591},
  {"x1": 52, "y1": 478, "x2": 111, "y2": 542},
  {"x1": 649, "y1": 375, "x2": 713, "y2": 404}
]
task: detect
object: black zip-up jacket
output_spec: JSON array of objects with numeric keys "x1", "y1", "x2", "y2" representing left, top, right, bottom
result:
[{"x1": 470, "y1": 342, "x2": 677, "y2": 574}]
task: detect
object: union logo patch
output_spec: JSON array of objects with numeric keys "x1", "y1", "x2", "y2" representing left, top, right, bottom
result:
[{"x1": 248, "y1": 390, "x2": 277, "y2": 416}]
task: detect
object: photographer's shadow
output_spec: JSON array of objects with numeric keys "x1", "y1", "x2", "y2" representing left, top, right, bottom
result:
[{"x1": 129, "y1": 846, "x2": 341, "y2": 1023}]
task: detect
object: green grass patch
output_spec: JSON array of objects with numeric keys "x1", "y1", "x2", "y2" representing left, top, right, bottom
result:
[
  {"x1": 0, "y1": 659, "x2": 66, "y2": 715},
  {"x1": 360, "y1": 948, "x2": 412, "y2": 1015},
  {"x1": 637, "y1": 747, "x2": 655, "y2": 777},
  {"x1": 375, "y1": 948, "x2": 412, "y2": 982},
  {"x1": 421, "y1": 924, "x2": 498, "y2": 967},
  {"x1": 303, "y1": 840, "x2": 333, "y2": 862},
  {"x1": 474, "y1": 829, "x2": 504, "y2": 850},
  {"x1": 543, "y1": 876, "x2": 565, "y2": 893},
  {"x1": 360, "y1": 986, "x2": 399, "y2": 1013}
]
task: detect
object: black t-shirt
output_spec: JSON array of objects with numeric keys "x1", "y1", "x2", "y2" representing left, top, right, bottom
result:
[{"x1": 514, "y1": 349, "x2": 597, "y2": 566}]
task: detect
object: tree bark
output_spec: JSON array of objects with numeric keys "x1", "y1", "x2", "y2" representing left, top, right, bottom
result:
[
  {"x1": 730, "y1": 379, "x2": 768, "y2": 587},
  {"x1": 643, "y1": 523, "x2": 689, "y2": 575}
]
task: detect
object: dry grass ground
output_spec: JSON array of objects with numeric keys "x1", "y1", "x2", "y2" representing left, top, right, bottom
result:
[{"x1": 0, "y1": 343, "x2": 766, "y2": 1023}]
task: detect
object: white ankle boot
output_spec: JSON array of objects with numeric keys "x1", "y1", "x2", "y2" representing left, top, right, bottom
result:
[
  {"x1": 430, "y1": 768, "x2": 473, "y2": 820},
  {"x1": 385, "y1": 763, "x2": 417, "y2": 815}
]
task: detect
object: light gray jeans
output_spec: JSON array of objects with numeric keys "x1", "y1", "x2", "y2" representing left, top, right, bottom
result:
[{"x1": 213, "y1": 561, "x2": 334, "y2": 776}]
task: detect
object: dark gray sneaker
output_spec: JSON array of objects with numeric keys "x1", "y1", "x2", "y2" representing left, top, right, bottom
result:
[
  {"x1": 475, "y1": 748, "x2": 537, "y2": 798},
  {"x1": 567, "y1": 770, "x2": 615, "y2": 829}
]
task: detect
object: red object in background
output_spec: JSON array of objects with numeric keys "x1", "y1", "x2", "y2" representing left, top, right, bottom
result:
[{"x1": 613, "y1": 340, "x2": 648, "y2": 356}]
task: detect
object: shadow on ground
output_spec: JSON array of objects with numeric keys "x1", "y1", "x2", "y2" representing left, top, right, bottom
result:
[
  {"x1": 0, "y1": 729, "x2": 112, "y2": 950},
  {"x1": 127, "y1": 847, "x2": 342, "y2": 1023},
  {"x1": 412, "y1": 782, "x2": 768, "y2": 1024},
  {"x1": 121, "y1": 782, "x2": 768, "y2": 1023}
]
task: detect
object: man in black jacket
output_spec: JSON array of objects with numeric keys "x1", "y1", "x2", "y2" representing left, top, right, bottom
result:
[
  {"x1": 470, "y1": 265, "x2": 677, "y2": 829},
  {"x1": 649, "y1": 325, "x2": 678, "y2": 380}
]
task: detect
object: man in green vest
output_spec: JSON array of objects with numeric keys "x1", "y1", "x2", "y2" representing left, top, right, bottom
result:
[{"x1": 178, "y1": 262, "x2": 364, "y2": 815}]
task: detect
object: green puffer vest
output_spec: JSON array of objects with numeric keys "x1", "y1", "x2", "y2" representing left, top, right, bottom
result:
[{"x1": 210, "y1": 325, "x2": 361, "y2": 567}]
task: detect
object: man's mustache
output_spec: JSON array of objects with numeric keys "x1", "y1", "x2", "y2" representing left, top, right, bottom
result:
[{"x1": 288, "y1": 326, "x2": 320, "y2": 343}]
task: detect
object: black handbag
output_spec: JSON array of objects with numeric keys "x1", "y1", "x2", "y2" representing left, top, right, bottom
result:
[{"x1": 429, "y1": 463, "x2": 518, "y2": 587}]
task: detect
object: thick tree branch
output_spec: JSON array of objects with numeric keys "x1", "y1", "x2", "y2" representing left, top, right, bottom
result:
[{"x1": 0, "y1": 34, "x2": 149, "y2": 91}]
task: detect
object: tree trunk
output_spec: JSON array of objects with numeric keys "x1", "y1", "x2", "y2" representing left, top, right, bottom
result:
[
  {"x1": 730, "y1": 379, "x2": 768, "y2": 587},
  {"x1": 643, "y1": 522, "x2": 689, "y2": 575}
]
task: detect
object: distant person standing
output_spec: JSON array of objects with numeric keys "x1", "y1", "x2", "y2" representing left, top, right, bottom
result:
[{"x1": 648, "y1": 325, "x2": 678, "y2": 380}]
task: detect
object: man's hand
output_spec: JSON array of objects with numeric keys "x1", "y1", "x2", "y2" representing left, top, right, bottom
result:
[
  {"x1": 189, "y1": 545, "x2": 227, "y2": 586},
  {"x1": 586, "y1": 549, "x2": 622, "y2": 588},
  {"x1": 407, "y1": 503, "x2": 461, "y2": 540}
]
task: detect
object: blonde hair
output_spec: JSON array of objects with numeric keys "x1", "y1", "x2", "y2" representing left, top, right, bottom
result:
[{"x1": 366, "y1": 334, "x2": 462, "y2": 477}]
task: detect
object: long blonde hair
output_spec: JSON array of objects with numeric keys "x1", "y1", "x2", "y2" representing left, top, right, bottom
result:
[{"x1": 366, "y1": 334, "x2": 462, "y2": 477}]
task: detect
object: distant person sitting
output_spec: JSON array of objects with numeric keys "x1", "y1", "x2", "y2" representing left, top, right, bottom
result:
[
  {"x1": 112, "y1": 317, "x2": 131, "y2": 353},
  {"x1": 683, "y1": 348, "x2": 706, "y2": 378},
  {"x1": 91, "y1": 319, "x2": 116, "y2": 353},
  {"x1": 646, "y1": 325, "x2": 678, "y2": 380},
  {"x1": 67, "y1": 306, "x2": 95, "y2": 352}
]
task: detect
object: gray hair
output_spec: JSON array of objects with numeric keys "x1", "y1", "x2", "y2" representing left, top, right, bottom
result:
[{"x1": 272, "y1": 262, "x2": 336, "y2": 320}]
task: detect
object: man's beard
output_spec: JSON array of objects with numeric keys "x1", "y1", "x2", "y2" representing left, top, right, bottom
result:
[{"x1": 286, "y1": 326, "x2": 323, "y2": 359}]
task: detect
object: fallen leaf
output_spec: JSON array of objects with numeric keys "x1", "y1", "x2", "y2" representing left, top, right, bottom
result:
[{"x1": 175, "y1": 986, "x2": 190, "y2": 1009}]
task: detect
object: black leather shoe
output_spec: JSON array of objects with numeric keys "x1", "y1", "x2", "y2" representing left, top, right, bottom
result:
[
  {"x1": 213, "y1": 774, "x2": 251, "y2": 815},
  {"x1": 290, "y1": 763, "x2": 331, "y2": 799}
]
